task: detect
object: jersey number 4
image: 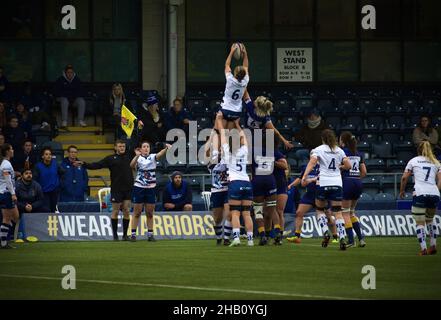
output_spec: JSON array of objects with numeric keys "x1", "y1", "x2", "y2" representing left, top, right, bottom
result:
[{"x1": 328, "y1": 158, "x2": 336, "y2": 170}]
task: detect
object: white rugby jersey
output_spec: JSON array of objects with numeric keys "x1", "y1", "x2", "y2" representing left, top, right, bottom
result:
[
  {"x1": 134, "y1": 154, "x2": 157, "y2": 188},
  {"x1": 0, "y1": 159, "x2": 15, "y2": 194},
  {"x1": 405, "y1": 156, "x2": 441, "y2": 197},
  {"x1": 222, "y1": 143, "x2": 249, "y2": 182},
  {"x1": 310, "y1": 144, "x2": 346, "y2": 187},
  {"x1": 220, "y1": 72, "x2": 249, "y2": 113},
  {"x1": 209, "y1": 159, "x2": 229, "y2": 193}
]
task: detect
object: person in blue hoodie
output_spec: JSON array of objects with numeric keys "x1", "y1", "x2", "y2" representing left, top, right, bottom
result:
[
  {"x1": 53, "y1": 64, "x2": 87, "y2": 128},
  {"x1": 60, "y1": 145, "x2": 88, "y2": 202},
  {"x1": 33, "y1": 147, "x2": 65, "y2": 212},
  {"x1": 162, "y1": 171, "x2": 193, "y2": 211},
  {"x1": 164, "y1": 97, "x2": 191, "y2": 133}
]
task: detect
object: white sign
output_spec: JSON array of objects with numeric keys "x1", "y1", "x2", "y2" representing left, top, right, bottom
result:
[{"x1": 277, "y1": 48, "x2": 313, "y2": 82}]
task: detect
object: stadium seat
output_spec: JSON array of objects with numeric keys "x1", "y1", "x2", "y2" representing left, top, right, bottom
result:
[
  {"x1": 388, "y1": 116, "x2": 406, "y2": 130},
  {"x1": 343, "y1": 104, "x2": 364, "y2": 116},
  {"x1": 374, "y1": 193, "x2": 396, "y2": 201},
  {"x1": 317, "y1": 99, "x2": 334, "y2": 109},
  {"x1": 209, "y1": 99, "x2": 222, "y2": 113},
  {"x1": 399, "y1": 192, "x2": 413, "y2": 200},
  {"x1": 295, "y1": 98, "x2": 313, "y2": 109},
  {"x1": 396, "y1": 150, "x2": 415, "y2": 162},
  {"x1": 345, "y1": 116, "x2": 364, "y2": 129},
  {"x1": 380, "y1": 176, "x2": 397, "y2": 189},
  {"x1": 340, "y1": 123, "x2": 358, "y2": 132},
  {"x1": 387, "y1": 159, "x2": 407, "y2": 172},
  {"x1": 279, "y1": 103, "x2": 297, "y2": 116},
  {"x1": 365, "y1": 116, "x2": 385, "y2": 130},
  {"x1": 187, "y1": 98, "x2": 206, "y2": 112},
  {"x1": 360, "y1": 133, "x2": 380, "y2": 143},
  {"x1": 401, "y1": 98, "x2": 418, "y2": 109},
  {"x1": 422, "y1": 98, "x2": 440, "y2": 114},
  {"x1": 281, "y1": 117, "x2": 298, "y2": 128},
  {"x1": 372, "y1": 141, "x2": 394, "y2": 159},
  {"x1": 287, "y1": 158, "x2": 298, "y2": 171},
  {"x1": 359, "y1": 192, "x2": 373, "y2": 201},
  {"x1": 326, "y1": 116, "x2": 341, "y2": 131},
  {"x1": 337, "y1": 99, "x2": 354, "y2": 110},
  {"x1": 357, "y1": 141, "x2": 371, "y2": 154},
  {"x1": 389, "y1": 104, "x2": 409, "y2": 116},
  {"x1": 363, "y1": 187, "x2": 380, "y2": 198},
  {"x1": 380, "y1": 133, "x2": 401, "y2": 144},
  {"x1": 189, "y1": 176, "x2": 203, "y2": 189},
  {"x1": 364, "y1": 159, "x2": 387, "y2": 172},
  {"x1": 196, "y1": 117, "x2": 212, "y2": 130}
]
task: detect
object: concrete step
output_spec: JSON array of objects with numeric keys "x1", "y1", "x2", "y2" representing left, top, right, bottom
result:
[
  {"x1": 87, "y1": 168, "x2": 110, "y2": 178},
  {"x1": 89, "y1": 179, "x2": 110, "y2": 188},
  {"x1": 55, "y1": 135, "x2": 107, "y2": 144},
  {"x1": 60, "y1": 126, "x2": 102, "y2": 133},
  {"x1": 62, "y1": 143, "x2": 114, "y2": 150}
]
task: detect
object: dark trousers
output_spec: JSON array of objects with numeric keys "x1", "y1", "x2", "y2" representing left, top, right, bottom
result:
[{"x1": 44, "y1": 190, "x2": 59, "y2": 213}]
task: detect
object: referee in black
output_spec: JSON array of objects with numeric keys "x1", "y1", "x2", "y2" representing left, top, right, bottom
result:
[{"x1": 77, "y1": 139, "x2": 134, "y2": 241}]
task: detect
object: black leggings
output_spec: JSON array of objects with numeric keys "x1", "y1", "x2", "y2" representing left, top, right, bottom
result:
[{"x1": 44, "y1": 190, "x2": 59, "y2": 213}]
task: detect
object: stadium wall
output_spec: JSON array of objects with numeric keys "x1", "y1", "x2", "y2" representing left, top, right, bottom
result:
[{"x1": 24, "y1": 211, "x2": 441, "y2": 241}]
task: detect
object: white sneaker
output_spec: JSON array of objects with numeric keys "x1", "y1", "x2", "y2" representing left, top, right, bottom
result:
[
  {"x1": 229, "y1": 238, "x2": 240, "y2": 247},
  {"x1": 79, "y1": 120, "x2": 87, "y2": 127},
  {"x1": 247, "y1": 240, "x2": 254, "y2": 247}
]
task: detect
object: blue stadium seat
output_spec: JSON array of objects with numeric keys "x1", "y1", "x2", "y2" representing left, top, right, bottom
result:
[
  {"x1": 209, "y1": 99, "x2": 222, "y2": 113},
  {"x1": 340, "y1": 123, "x2": 358, "y2": 132},
  {"x1": 406, "y1": 115, "x2": 420, "y2": 130},
  {"x1": 360, "y1": 133, "x2": 380, "y2": 143},
  {"x1": 399, "y1": 192, "x2": 413, "y2": 200},
  {"x1": 326, "y1": 116, "x2": 341, "y2": 131},
  {"x1": 359, "y1": 193, "x2": 373, "y2": 202},
  {"x1": 287, "y1": 158, "x2": 298, "y2": 171},
  {"x1": 378, "y1": 98, "x2": 399, "y2": 111},
  {"x1": 343, "y1": 104, "x2": 364, "y2": 116},
  {"x1": 345, "y1": 116, "x2": 364, "y2": 128},
  {"x1": 374, "y1": 193, "x2": 396, "y2": 201},
  {"x1": 388, "y1": 116, "x2": 406, "y2": 130},
  {"x1": 317, "y1": 99, "x2": 333, "y2": 109},
  {"x1": 396, "y1": 150, "x2": 414, "y2": 162},
  {"x1": 364, "y1": 159, "x2": 387, "y2": 172},
  {"x1": 401, "y1": 98, "x2": 418, "y2": 109},
  {"x1": 280, "y1": 103, "x2": 297, "y2": 116},
  {"x1": 372, "y1": 141, "x2": 394, "y2": 159},
  {"x1": 281, "y1": 117, "x2": 298, "y2": 128},
  {"x1": 383, "y1": 188, "x2": 398, "y2": 198},
  {"x1": 357, "y1": 141, "x2": 371, "y2": 154},
  {"x1": 295, "y1": 98, "x2": 313, "y2": 109},
  {"x1": 187, "y1": 98, "x2": 206, "y2": 112},
  {"x1": 412, "y1": 104, "x2": 431, "y2": 115},
  {"x1": 362, "y1": 176, "x2": 381, "y2": 187},
  {"x1": 366, "y1": 116, "x2": 385, "y2": 129},
  {"x1": 387, "y1": 159, "x2": 407, "y2": 172},
  {"x1": 380, "y1": 176, "x2": 397, "y2": 189},
  {"x1": 358, "y1": 98, "x2": 375, "y2": 112},
  {"x1": 196, "y1": 117, "x2": 212, "y2": 130},
  {"x1": 337, "y1": 99, "x2": 354, "y2": 110},
  {"x1": 380, "y1": 133, "x2": 401, "y2": 144},
  {"x1": 422, "y1": 98, "x2": 440, "y2": 113},
  {"x1": 363, "y1": 188, "x2": 380, "y2": 198},
  {"x1": 189, "y1": 176, "x2": 203, "y2": 189},
  {"x1": 390, "y1": 105, "x2": 409, "y2": 116},
  {"x1": 274, "y1": 99, "x2": 290, "y2": 112}
]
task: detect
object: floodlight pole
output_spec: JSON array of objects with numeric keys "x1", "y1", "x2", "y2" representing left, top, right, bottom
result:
[{"x1": 168, "y1": 0, "x2": 182, "y2": 107}]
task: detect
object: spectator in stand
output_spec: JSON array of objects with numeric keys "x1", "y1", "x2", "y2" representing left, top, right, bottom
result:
[
  {"x1": 18, "y1": 82, "x2": 38, "y2": 111},
  {"x1": 0, "y1": 102, "x2": 7, "y2": 132},
  {"x1": 0, "y1": 66, "x2": 9, "y2": 102},
  {"x1": 33, "y1": 147, "x2": 64, "y2": 213},
  {"x1": 413, "y1": 115, "x2": 439, "y2": 154},
  {"x1": 165, "y1": 97, "x2": 191, "y2": 133},
  {"x1": 4, "y1": 115, "x2": 27, "y2": 152},
  {"x1": 15, "y1": 168, "x2": 48, "y2": 239},
  {"x1": 54, "y1": 64, "x2": 87, "y2": 128},
  {"x1": 12, "y1": 139, "x2": 38, "y2": 176},
  {"x1": 162, "y1": 171, "x2": 193, "y2": 212},
  {"x1": 110, "y1": 83, "x2": 126, "y2": 139},
  {"x1": 138, "y1": 95, "x2": 165, "y2": 145},
  {"x1": 29, "y1": 105, "x2": 52, "y2": 132},
  {"x1": 15, "y1": 102, "x2": 32, "y2": 138},
  {"x1": 60, "y1": 145, "x2": 88, "y2": 202},
  {"x1": 293, "y1": 109, "x2": 330, "y2": 160},
  {"x1": 0, "y1": 134, "x2": 5, "y2": 146}
]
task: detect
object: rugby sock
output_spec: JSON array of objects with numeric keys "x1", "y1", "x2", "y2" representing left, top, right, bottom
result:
[
  {"x1": 214, "y1": 223, "x2": 223, "y2": 240},
  {"x1": 223, "y1": 220, "x2": 232, "y2": 239},
  {"x1": 351, "y1": 216, "x2": 363, "y2": 240},
  {"x1": 111, "y1": 218, "x2": 118, "y2": 238},
  {"x1": 232, "y1": 228, "x2": 240, "y2": 240},
  {"x1": 345, "y1": 220, "x2": 354, "y2": 244},
  {"x1": 295, "y1": 230, "x2": 301, "y2": 238},
  {"x1": 416, "y1": 225, "x2": 427, "y2": 251},
  {"x1": 131, "y1": 228, "x2": 137, "y2": 237},
  {"x1": 427, "y1": 223, "x2": 437, "y2": 247},
  {"x1": 123, "y1": 218, "x2": 130, "y2": 237},
  {"x1": 147, "y1": 229, "x2": 153, "y2": 238},
  {"x1": 7, "y1": 221, "x2": 16, "y2": 241},
  {"x1": 258, "y1": 226, "x2": 265, "y2": 238},
  {"x1": 1, "y1": 223, "x2": 10, "y2": 247},
  {"x1": 274, "y1": 224, "x2": 281, "y2": 237},
  {"x1": 265, "y1": 230, "x2": 271, "y2": 238},
  {"x1": 336, "y1": 219, "x2": 347, "y2": 240},
  {"x1": 317, "y1": 214, "x2": 329, "y2": 235},
  {"x1": 247, "y1": 232, "x2": 253, "y2": 241}
]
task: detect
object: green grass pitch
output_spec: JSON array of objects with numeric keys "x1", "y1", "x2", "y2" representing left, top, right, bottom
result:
[{"x1": 0, "y1": 237, "x2": 440, "y2": 300}]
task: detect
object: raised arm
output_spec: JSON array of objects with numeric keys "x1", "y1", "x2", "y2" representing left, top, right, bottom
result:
[
  {"x1": 130, "y1": 148, "x2": 141, "y2": 169},
  {"x1": 265, "y1": 121, "x2": 293, "y2": 149},
  {"x1": 399, "y1": 171, "x2": 412, "y2": 199},
  {"x1": 225, "y1": 44, "x2": 236, "y2": 74},
  {"x1": 156, "y1": 144, "x2": 172, "y2": 160},
  {"x1": 241, "y1": 44, "x2": 249, "y2": 74}
]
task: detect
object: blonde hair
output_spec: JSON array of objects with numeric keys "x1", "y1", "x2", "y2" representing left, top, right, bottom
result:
[
  {"x1": 112, "y1": 83, "x2": 125, "y2": 99},
  {"x1": 254, "y1": 96, "x2": 273, "y2": 117},
  {"x1": 418, "y1": 141, "x2": 440, "y2": 166},
  {"x1": 233, "y1": 66, "x2": 246, "y2": 82}
]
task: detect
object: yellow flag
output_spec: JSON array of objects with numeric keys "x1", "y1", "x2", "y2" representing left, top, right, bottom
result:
[{"x1": 121, "y1": 105, "x2": 137, "y2": 138}]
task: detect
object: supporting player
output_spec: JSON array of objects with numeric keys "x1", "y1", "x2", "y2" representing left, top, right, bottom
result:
[
  {"x1": 0, "y1": 144, "x2": 19, "y2": 249},
  {"x1": 339, "y1": 132, "x2": 367, "y2": 248},
  {"x1": 400, "y1": 141, "x2": 441, "y2": 255},
  {"x1": 302, "y1": 129, "x2": 351, "y2": 250},
  {"x1": 206, "y1": 131, "x2": 231, "y2": 246},
  {"x1": 130, "y1": 141, "x2": 171, "y2": 242},
  {"x1": 274, "y1": 144, "x2": 289, "y2": 244},
  {"x1": 287, "y1": 163, "x2": 319, "y2": 243},
  {"x1": 217, "y1": 115, "x2": 254, "y2": 247}
]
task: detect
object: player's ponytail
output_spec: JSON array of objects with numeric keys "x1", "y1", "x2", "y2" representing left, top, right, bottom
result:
[
  {"x1": 340, "y1": 131, "x2": 357, "y2": 154},
  {"x1": 234, "y1": 66, "x2": 246, "y2": 82},
  {"x1": 254, "y1": 96, "x2": 273, "y2": 117},
  {"x1": 418, "y1": 141, "x2": 440, "y2": 166},
  {"x1": 0, "y1": 143, "x2": 12, "y2": 166},
  {"x1": 321, "y1": 129, "x2": 337, "y2": 151}
]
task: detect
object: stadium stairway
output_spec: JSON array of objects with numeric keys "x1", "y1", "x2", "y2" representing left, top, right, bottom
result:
[{"x1": 54, "y1": 126, "x2": 114, "y2": 199}]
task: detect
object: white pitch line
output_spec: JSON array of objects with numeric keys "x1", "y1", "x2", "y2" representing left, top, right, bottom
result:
[{"x1": 0, "y1": 274, "x2": 363, "y2": 300}]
